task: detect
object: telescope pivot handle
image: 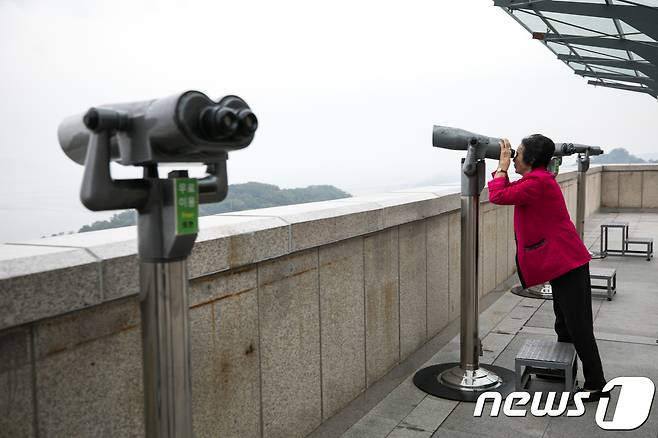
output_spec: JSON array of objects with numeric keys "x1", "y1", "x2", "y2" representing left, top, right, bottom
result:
[
  {"x1": 83, "y1": 108, "x2": 131, "y2": 133},
  {"x1": 80, "y1": 131, "x2": 149, "y2": 211},
  {"x1": 198, "y1": 159, "x2": 229, "y2": 204}
]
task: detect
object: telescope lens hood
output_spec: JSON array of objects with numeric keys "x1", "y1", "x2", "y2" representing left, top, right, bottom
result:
[
  {"x1": 200, "y1": 106, "x2": 239, "y2": 140},
  {"x1": 237, "y1": 109, "x2": 258, "y2": 135}
]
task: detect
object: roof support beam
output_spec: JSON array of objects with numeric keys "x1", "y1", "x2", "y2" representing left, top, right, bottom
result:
[
  {"x1": 494, "y1": 0, "x2": 658, "y2": 41},
  {"x1": 574, "y1": 69, "x2": 655, "y2": 85},
  {"x1": 557, "y1": 54, "x2": 658, "y2": 77},
  {"x1": 587, "y1": 79, "x2": 656, "y2": 97},
  {"x1": 544, "y1": 34, "x2": 658, "y2": 65}
]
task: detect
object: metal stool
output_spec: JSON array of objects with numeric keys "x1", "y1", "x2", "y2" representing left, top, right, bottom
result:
[
  {"x1": 515, "y1": 339, "x2": 577, "y2": 392},
  {"x1": 590, "y1": 267, "x2": 617, "y2": 301},
  {"x1": 625, "y1": 237, "x2": 654, "y2": 261},
  {"x1": 601, "y1": 222, "x2": 654, "y2": 260},
  {"x1": 600, "y1": 222, "x2": 629, "y2": 257}
]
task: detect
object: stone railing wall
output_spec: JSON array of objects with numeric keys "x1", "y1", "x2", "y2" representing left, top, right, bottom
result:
[
  {"x1": 0, "y1": 165, "x2": 609, "y2": 438},
  {"x1": 599, "y1": 164, "x2": 658, "y2": 209}
]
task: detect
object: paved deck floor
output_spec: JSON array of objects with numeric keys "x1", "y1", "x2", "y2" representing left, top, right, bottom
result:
[{"x1": 308, "y1": 211, "x2": 658, "y2": 438}]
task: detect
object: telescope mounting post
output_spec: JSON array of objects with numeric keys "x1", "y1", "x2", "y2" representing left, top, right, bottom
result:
[
  {"x1": 576, "y1": 151, "x2": 604, "y2": 259},
  {"x1": 413, "y1": 138, "x2": 515, "y2": 401},
  {"x1": 79, "y1": 108, "x2": 236, "y2": 438},
  {"x1": 576, "y1": 151, "x2": 590, "y2": 240}
]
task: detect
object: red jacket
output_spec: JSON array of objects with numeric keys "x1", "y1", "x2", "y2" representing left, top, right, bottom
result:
[{"x1": 487, "y1": 168, "x2": 591, "y2": 288}]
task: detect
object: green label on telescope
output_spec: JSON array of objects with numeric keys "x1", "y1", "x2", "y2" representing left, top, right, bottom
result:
[
  {"x1": 548, "y1": 157, "x2": 562, "y2": 176},
  {"x1": 174, "y1": 178, "x2": 199, "y2": 236}
]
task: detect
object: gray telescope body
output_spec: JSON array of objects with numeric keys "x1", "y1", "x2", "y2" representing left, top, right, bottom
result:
[
  {"x1": 58, "y1": 91, "x2": 257, "y2": 166},
  {"x1": 432, "y1": 125, "x2": 515, "y2": 161},
  {"x1": 414, "y1": 124, "x2": 518, "y2": 401},
  {"x1": 554, "y1": 142, "x2": 604, "y2": 157},
  {"x1": 58, "y1": 91, "x2": 258, "y2": 438}
]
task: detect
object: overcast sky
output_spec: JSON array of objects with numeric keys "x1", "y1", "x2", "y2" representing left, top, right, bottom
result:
[{"x1": 1, "y1": 0, "x2": 657, "y2": 242}]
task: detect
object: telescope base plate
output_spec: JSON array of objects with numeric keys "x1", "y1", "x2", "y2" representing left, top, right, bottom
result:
[
  {"x1": 511, "y1": 284, "x2": 553, "y2": 300},
  {"x1": 413, "y1": 363, "x2": 515, "y2": 402}
]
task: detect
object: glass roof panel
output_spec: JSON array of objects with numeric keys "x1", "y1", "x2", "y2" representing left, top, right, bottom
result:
[
  {"x1": 569, "y1": 0, "x2": 607, "y2": 3},
  {"x1": 612, "y1": 0, "x2": 658, "y2": 7},
  {"x1": 496, "y1": 0, "x2": 657, "y2": 98},
  {"x1": 547, "y1": 42, "x2": 575, "y2": 55},
  {"x1": 590, "y1": 65, "x2": 645, "y2": 75},
  {"x1": 567, "y1": 62, "x2": 589, "y2": 70},
  {"x1": 539, "y1": 11, "x2": 619, "y2": 36},
  {"x1": 512, "y1": 10, "x2": 550, "y2": 33},
  {"x1": 619, "y1": 21, "x2": 657, "y2": 42},
  {"x1": 571, "y1": 44, "x2": 633, "y2": 60}
]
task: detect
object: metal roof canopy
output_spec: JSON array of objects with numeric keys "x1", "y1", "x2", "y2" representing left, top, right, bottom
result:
[{"x1": 494, "y1": 0, "x2": 658, "y2": 99}]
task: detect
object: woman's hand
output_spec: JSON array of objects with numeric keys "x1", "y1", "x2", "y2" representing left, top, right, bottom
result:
[{"x1": 498, "y1": 138, "x2": 512, "y2": 171}]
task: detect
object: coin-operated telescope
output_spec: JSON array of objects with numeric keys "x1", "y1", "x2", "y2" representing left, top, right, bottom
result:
[
  {"x1": 58, "y1": 91, "x2": 258, "y2": 438},
  {"x1": 415, "y1": 126, "x2": 517, "y2": 402},
  {"x1": 554, "y1": 143, "x2": 604, "y2": 238},
  {"x1": 553, "y1": 142, "x2": 604, "y2": 159},
  {"x1": 432, "y1": 126, "x2": 515, "y2": 178},
  {"x1": 548, "y1": 144, "x2": 603, "y2": 177}
]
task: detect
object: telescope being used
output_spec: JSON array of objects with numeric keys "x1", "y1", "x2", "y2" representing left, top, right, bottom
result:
[
  {"x1": 415, "y1": 124, "x2": 518, "y2": 402},
  {"x1": 433, "y1": 126, "x2": 605, "y2": 162},
  {"x1": 432, "y1": 125, "x2": 516, "y2": 160}
]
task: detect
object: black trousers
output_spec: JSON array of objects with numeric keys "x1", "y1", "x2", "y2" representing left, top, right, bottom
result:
[{"x1": 549, "y1": 262, "x2": 607, "y2": 390}]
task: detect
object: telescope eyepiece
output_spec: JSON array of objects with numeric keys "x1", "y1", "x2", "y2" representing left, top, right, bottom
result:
[
  {"x1": 200, "y1": 106, "x2": 239, "y2": 140},
  {"x1": 237, "y1": 109, "x2": 258, "y2": 135}
]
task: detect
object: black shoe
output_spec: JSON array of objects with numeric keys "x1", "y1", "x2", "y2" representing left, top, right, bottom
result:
[{"x1": 572, "y1": 385, "x2": 611, "y2": 403}]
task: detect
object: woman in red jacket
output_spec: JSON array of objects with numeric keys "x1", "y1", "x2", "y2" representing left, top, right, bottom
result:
[{"x1": 488, "y1": 134, "x2": 607, "y2": 400}]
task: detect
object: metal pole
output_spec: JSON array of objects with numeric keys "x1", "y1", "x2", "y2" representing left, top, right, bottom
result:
[
  {"x1": 140, "y1": 260, "x2": 193, "y2": 438},
  {"x1": 58, "y1": 93, "x2": 257, "y2": 436},
  {"x1": 439, "y1": 158, "x2": 503, "y2": 391},
  {"x1": 576, "y1": 152, "x2": 604, "y2": 259},
  {"x1": 576, "y1": 158, "x2": 587, "y2": 240},
  {"x1": 460, "y1": 195, "x2": 479, "y2": 371},
  {"x1": 413, "y1": 139, "x2": 515, "y2": 402}
]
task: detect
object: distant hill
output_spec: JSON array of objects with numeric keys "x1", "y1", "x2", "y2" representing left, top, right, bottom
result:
[
  {"x1": 591, "y1": 148, "x2": 657, "y2": 165},
  {"x1": 78, "y1": 182, "x2": 351, "y2": 233}
]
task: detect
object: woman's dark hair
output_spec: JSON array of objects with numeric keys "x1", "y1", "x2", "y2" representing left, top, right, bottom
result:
[{"x1": 521, "y1": 134, "x2": 555, "y2": 169}]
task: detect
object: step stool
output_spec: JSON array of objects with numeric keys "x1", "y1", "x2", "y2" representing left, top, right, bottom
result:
[
  {"x1": 600, "y1": 222, "x2": 628, "y2": 257},
  {"x1": 515, "y1": 339, "x2": 577, "y2": 392},
  {"x1": 590, "y1": 267, "x2": 617, "y2": 301},
  {"x1": 600, "y1": 222, "x2": 654, "y2": 260},
  {"x1": 625, "y1": 237, "x2": 654, "y2": 261}
]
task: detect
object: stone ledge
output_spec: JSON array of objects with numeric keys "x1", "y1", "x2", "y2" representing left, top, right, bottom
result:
[
  {"x1": 0, "y1": 244, "x2": 101, "y2": 329},
  {"x1": 602, "y1": 164, "x2": 658, "y2": 172},
  {"x1": 0, "y1": 167, "x2": 589, "y2": 330}
]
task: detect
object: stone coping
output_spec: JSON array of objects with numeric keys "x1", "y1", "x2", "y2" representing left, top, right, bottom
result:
[
  {"x1": 0, "y1": 165, "x2": 607, "y2": 330},
  {"x1": 597, "y1": 163, "x2": 658, "y2": 171}
]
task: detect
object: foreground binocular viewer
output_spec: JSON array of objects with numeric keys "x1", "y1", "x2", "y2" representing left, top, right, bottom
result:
[
  {"x1": 58, "y1": 90, "x2": 257, "y2": 166},
  {"x1": 57, "y1": 90, "x2": 258, "y2": 260},
  {"x1": 58, "y1": 90, "x2": 259, "y2": 438},
  {"x1": 58, "y1": 91, "x2": 258, "y2": 214}
]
